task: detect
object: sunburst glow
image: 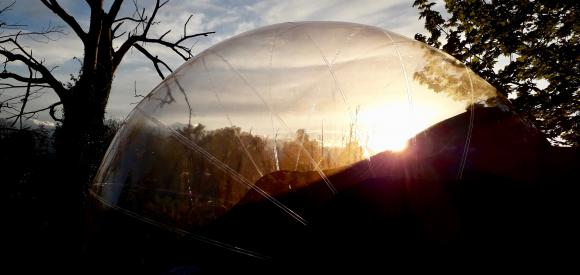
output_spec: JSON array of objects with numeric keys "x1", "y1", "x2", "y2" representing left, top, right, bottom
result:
[{"x1": 359, "y1": 104, "x2": 416, "y2": 153}]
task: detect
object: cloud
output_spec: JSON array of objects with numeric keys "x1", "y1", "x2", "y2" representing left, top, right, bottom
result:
[
  {"x1": 1, "y1": 0, "x2": 430, "y2": 122},
  {"x1": 5, "y1": 0, "x2": 90, "y2": 32},
  {"x1": 31, "y1": 118, "x2": 56, "y2": 128}
]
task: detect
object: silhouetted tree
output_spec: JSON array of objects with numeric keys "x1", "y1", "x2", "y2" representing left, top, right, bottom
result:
[
  {"x1": 0, "y1": 0, "x2": 214, "y2": 189},
  {"x1": 413, "y1": 0, "x2": 578, "y2": 146},
  {"x1": 0, "y1": 1, "x2": 215, "y2": 239}
]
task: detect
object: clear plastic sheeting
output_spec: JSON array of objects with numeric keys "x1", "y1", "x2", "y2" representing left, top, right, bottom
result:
[{"x1": 90, "y1": 22, "x2": 546, "y2": 264}]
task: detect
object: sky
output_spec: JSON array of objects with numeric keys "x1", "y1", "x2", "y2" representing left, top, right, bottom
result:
[
  {"x1": 130, "y1": 21, "x2": 487, "y2": 153},
  {"x1": 0, "y1": 0, "x2": 441, "y2": 125}
]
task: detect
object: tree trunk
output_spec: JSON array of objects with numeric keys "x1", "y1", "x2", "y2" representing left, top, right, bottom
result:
[
  {"x1": 50, "y1": 13, "x2": 116, "y2": 255},
  {"x1": 52, "y1": 73, "x2": 112, "y2": 255},
  {"x1": 58, "y1": 21, "x2": 114, "y2": 190}
]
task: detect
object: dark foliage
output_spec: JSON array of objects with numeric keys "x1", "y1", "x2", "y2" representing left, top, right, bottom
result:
[
  {"x1": 413, "y1": 0, "x2": 579, "y2": 146},
  {"x1": 84, "y1": 108, "x2": 579, "y2": 273},
  {"x1": 1, "y1": 119, "x2": 120, "y2": 270},
  {"x1": 1, "y1": 2, "x2": 212, "y2": 266}
]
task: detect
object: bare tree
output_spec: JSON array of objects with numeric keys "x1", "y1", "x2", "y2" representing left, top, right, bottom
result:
[{"x1": 0, "y1": 0, "x2": 213, "y2": 184}]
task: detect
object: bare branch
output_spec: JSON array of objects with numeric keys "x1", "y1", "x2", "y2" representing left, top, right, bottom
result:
[
  {"x1": 159, "y1": 30, "x2": 170, "y2": 40},
  {"x1": 139, "y1": 31, "x2": 214, "y2": 59},
  {"x1": 0, "y1": 83, "x2": 51, "y2": 89},
  {"x1": 1, "y1": 87, "x2": 47, "y2": 112},
  {"x1": 133, "y1": 80, "x2": 144, "y2": 98},
  {"x1": 0, "y1": 1, "x2": 18, "y2": 29},
  {"x1": 112, "y1": 0, "x2": 214, "y2": 69},
  {"x1": 1, "y1": 104, "x2": 19, "y2": 114},
  {"x1": 113, "y1": 31, "x2": 126, "y2": 40},
  {"x1": 113, "y1": 0, "x2": 162, "y2": 64},
  {"x1": 11, "y1": 67, "x2": 33, "y2": 128},
  {"x1": 48, "y1": 102, "x2": 63, "y2": 122},
  {"x1": 0, "y1": 38, "x2": 67, "y2": 98},
  {"x1": 114, "y1": 28, "x2": 213, "y2": 69},
  {"x1": 0, "y1": 25, "x2": 65, "y2": 42},
  {"x1": 142, "y1": 0, "x2": 164, "y2": 36},
  {"x1": 133, "y1": 43, "x2": 172, "y2": 79},
  {"x1": 129, "y1": 80, "x2": 145, "y2": 105},
  {"x1": 108, "y1": 0, "x2": 125, "y2": 20},
  {"x1": 5, "y1": 101, "x2": 62, "y2": 121},
  {"x1": 0, "y1": 1, "x2": 15, "y2": 14},
  {"x1": 0, "y1": 94, "x2": 46, "y2": 118},
  {"x1": 0, "y1": 72, "x2": 47, "y2": 84},
  {"x1": 40, "y1": 0, "x2": 86, "y2": 42},
  {"x1": 112, "y1": 21, "x2": 124, "y2": 35},
  {"x1": 113, "y1": 16, "x2": 146, "y2": 24},
  {"x1": 184, "y1": 14, "x2": 193, "y2": 38}
]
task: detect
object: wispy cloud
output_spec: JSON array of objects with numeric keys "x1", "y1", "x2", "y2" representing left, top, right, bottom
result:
[{"x1": 1, "y1": 0, "x2": 428, "y2": 122}]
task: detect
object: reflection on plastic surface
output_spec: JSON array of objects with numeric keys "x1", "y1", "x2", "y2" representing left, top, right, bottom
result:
[{"x1": 90, "y1": 22, "x2": 542, "y2": 261}]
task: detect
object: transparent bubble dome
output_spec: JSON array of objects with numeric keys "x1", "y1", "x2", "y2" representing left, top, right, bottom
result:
[{"x1": 91, "y1": 22, "x2": 545, "y2": 263}]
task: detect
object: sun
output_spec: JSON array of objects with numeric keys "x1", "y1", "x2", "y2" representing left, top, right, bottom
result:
[
  {"x1": 366, "y1": 128, "x2": 410, "y2": 153},
  {"x1": 358, "y1": 104, "x2": 416, "y2": 153}
]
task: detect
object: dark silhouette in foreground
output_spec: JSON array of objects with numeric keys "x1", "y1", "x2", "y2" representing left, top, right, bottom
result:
[{"x1": 86, "y1": 107, "x2": 578, "y2": 273}]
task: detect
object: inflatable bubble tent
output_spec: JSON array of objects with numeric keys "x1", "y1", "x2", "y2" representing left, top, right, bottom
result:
[{"x1": 90, "y1": 22, "x2": 546, "y2": 266}]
